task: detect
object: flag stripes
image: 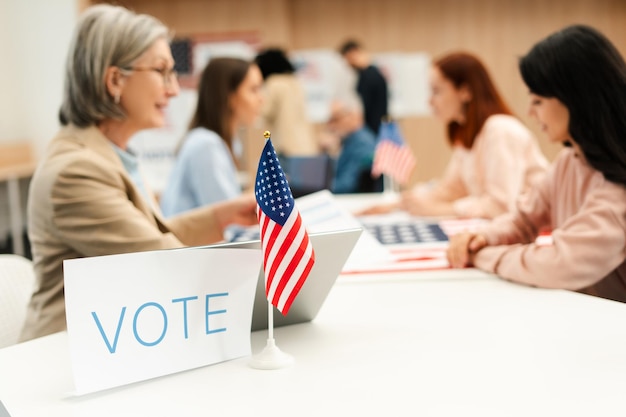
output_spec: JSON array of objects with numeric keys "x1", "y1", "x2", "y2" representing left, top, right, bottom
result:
[
  {"x1": 371, "y1": 120, "x2": 416, "y2": 185},
  {"x1": 255, "y1": 137, "x2": 315, "y2": 315}
]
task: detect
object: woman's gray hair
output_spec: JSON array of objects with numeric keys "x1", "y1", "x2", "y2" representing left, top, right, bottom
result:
[{"x1": 59, "y1": 4, "x2": 169, "y2": 127}]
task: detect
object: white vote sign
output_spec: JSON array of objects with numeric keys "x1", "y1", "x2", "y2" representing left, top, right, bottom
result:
[{"x1": 64, "y1": 247, "x2": 262, "y2": 395}]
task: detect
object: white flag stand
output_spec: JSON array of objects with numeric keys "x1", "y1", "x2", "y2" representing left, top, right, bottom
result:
[
  {"x1": 249, "y1": 300, "x2": 294, "y2": 370},
  {"x1": 383, "y1": 174, "x2": 400, "y2": 194}
]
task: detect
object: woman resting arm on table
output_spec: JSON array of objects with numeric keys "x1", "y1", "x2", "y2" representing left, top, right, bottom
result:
[{"x1": 447, "y1": 25, "x2": 626, "y2": 303}]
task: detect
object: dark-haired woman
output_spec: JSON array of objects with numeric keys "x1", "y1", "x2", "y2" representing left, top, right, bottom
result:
[
  {"x1": 447, "y1": 25, "x2": 626, "y2": 303},
  {"x1": 160, "y1": 57, "x2": 263, "y2": 217},
  {"x1": 362, "y1": 52, "x2": 548, "y2": 218}
]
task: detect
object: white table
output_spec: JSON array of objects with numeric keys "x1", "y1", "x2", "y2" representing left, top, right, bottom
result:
[{"x1": 2, "y1": 270, "x2": 626, "y2": 417}]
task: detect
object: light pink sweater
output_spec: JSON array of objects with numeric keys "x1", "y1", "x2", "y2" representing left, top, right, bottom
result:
[
  {"x1": 475, "y1": 147, "x2": 626, "y2": 302},
  {"x1": 426, "y1": 114, "x2": 549, "y2": 218}
]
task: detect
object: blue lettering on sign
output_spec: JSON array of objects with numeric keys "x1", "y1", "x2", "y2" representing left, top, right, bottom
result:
[
  {"x1": 206, "y1": 293, "x2": 228, "y2": 334},
  {"x1": 91, "y1": 293, "x2": 230, "y2": 354},
  {"x1": 92, "y1": 307, "x2": 126, "y2": 354},
  {"x1": 133, "y1": 302, "x2": 168, "y2": 347},
  {"x1": 172, "y1": 296, "x2": 198, "y2": 339}
]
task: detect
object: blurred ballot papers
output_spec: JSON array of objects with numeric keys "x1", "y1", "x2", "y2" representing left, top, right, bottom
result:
[
  {"x1": 299, "y1": 192, "x2": 492, "y2": 275},
  {"x1": 64, "y1": 247, "x2": 261, "y2": 395},
  {"x1": 294, "y1": 191, "x2": 394, "y2": 271}
]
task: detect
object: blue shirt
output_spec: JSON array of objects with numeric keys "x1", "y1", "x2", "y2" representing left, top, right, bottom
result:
[
  {"x1": 332, "y1": 127, "x2": 377, "y2": 194},
  {"x1": 160, "y1": 127, "x2": 241, "y2": 217},
  {"x1": 111, "y1": 143, "x2": 150, "y2": 202}
]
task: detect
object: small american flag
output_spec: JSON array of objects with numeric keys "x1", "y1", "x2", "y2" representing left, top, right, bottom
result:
[
  {"x1": 254, "y1": 134, "x2": 315, "y2": 315},
  {"x1": 371, "y1": 120, "x2": 416, "y2": 185}
]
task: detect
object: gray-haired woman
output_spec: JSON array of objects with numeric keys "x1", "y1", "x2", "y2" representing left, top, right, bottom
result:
[{"x1": 22, "y1": 4, "x2": 257, "y2": 342}]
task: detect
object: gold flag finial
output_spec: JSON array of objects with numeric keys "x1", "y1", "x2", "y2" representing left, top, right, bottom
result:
[{"x1": 263, "y1": 130, "x2": 271, "y2": 139}]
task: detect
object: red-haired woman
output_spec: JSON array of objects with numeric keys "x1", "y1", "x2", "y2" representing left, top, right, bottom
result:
[{"x1": 364, "y1": 52, "x2": 548, "y2": 219}]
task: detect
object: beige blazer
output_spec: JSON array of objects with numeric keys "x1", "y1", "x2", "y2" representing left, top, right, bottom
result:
[{"x1": 22, "y1": 125, "x2": 226, "y2": 342}]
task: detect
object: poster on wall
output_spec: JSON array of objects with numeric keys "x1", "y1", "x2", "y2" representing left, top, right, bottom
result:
[
  {"x1": 373, "y1": 52, "x2": 431, "y2": 118},
  {"x1": 292, "y1": 49, "x2": 431, "y2": 123},
  {"x1": 291, "y1": 49, "x2": 358, "y2": 123}
]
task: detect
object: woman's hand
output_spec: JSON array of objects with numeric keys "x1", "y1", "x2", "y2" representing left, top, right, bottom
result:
[
  {"x1": 215, "y1": 194, "x2": 258, "y2": 230},
  {"x1": 400, "y1": 190, "x2": 454, "y2": 217},
  {"x1": 355, "y1": 201, "x2": 400, "y2": 216},
  {"x1": 446, "y1": 232, "x2": 488, "y2": 268}
]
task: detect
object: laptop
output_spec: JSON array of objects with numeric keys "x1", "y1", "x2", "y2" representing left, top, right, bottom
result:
[
  {"x1": 279, "y1": 154, "x2": 334, "y2": 198},
  {"x1": 204, "y1": 228, "x2": 362, "y2": 331}
]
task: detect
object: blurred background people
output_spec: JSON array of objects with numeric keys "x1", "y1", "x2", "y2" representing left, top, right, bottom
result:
[
  {"x1": 160, "y1": 57, "x2": 263, "y2": 217},
  {"x1": 326, "y1": 98, "x2": 381, "y2": 194},
  {"x1": 362, "y1": 52, "x2": 548, "y2": 219},
  {"x1": 254, "y1": 47, "x2": 320, "y2": 157},
  {"x1": 22, "y1": 5, "x2": 257, "y2": 342},
  {"x1": 339, "y1": 39, "x2": 389, "y2": 136}
]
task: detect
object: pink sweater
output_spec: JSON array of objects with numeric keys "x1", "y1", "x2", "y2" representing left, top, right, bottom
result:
[
  {"x1": 426, "y1": 114, "x2": 548, "y2": 218},
  {"x1": 475, "y1": 148, "x2": 626, "y2": 302}
]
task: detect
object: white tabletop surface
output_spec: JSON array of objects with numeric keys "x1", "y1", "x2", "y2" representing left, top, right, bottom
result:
[
  {"x1": 2, "y1": 271, "x2": 626, "y2": 417},
  {"x1": 3, "y1": 193, "x2": 626, "y2": 416}
]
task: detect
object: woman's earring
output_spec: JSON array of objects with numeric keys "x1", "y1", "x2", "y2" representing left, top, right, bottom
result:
[{"x1": 114, "y1": 92, "x2": 121, "y2": 104}]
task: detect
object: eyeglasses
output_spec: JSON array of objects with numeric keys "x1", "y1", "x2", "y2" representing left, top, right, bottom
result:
[{"x1": 123, "y1": 66, "x2": 178, "y2": 86}]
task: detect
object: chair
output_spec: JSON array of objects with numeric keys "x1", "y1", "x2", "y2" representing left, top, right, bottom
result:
[{"x1": 0, "y1": 254, "x2": 35, "y2": 348}]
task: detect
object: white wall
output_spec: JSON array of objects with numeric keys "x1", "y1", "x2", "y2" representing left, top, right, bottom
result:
[
  {"x1": 0, "y1": 0, "x2": 77, "y2": 245},
  {"x1": 0, "y1": 0, "x2": 77, "y2": 156}
]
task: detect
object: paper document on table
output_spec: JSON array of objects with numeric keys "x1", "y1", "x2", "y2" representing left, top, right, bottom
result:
[
  {"x1": 292, "y1": 191, "x2": 394, "y2": 270},
  {"x1": 340, "y1": 213, "x2": 490, "y2": 274},
  {"x1": 225, "y1": 190, "x2": 394, "y2": 270}
]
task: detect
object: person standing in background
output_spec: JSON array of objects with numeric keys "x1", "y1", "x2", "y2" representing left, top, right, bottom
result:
[
  {"x1": 160, "y1": 57, "x2": 264, "y2": 217},
  {"x1": 339, "y1": 40, "x2": 389, "y2": 136},
  {"x1": 254, "y1": 48, "x2": 320, "y2": 157},
  {"x1": 23, "y1": 5, "x2": 257, "y2": 342}
]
